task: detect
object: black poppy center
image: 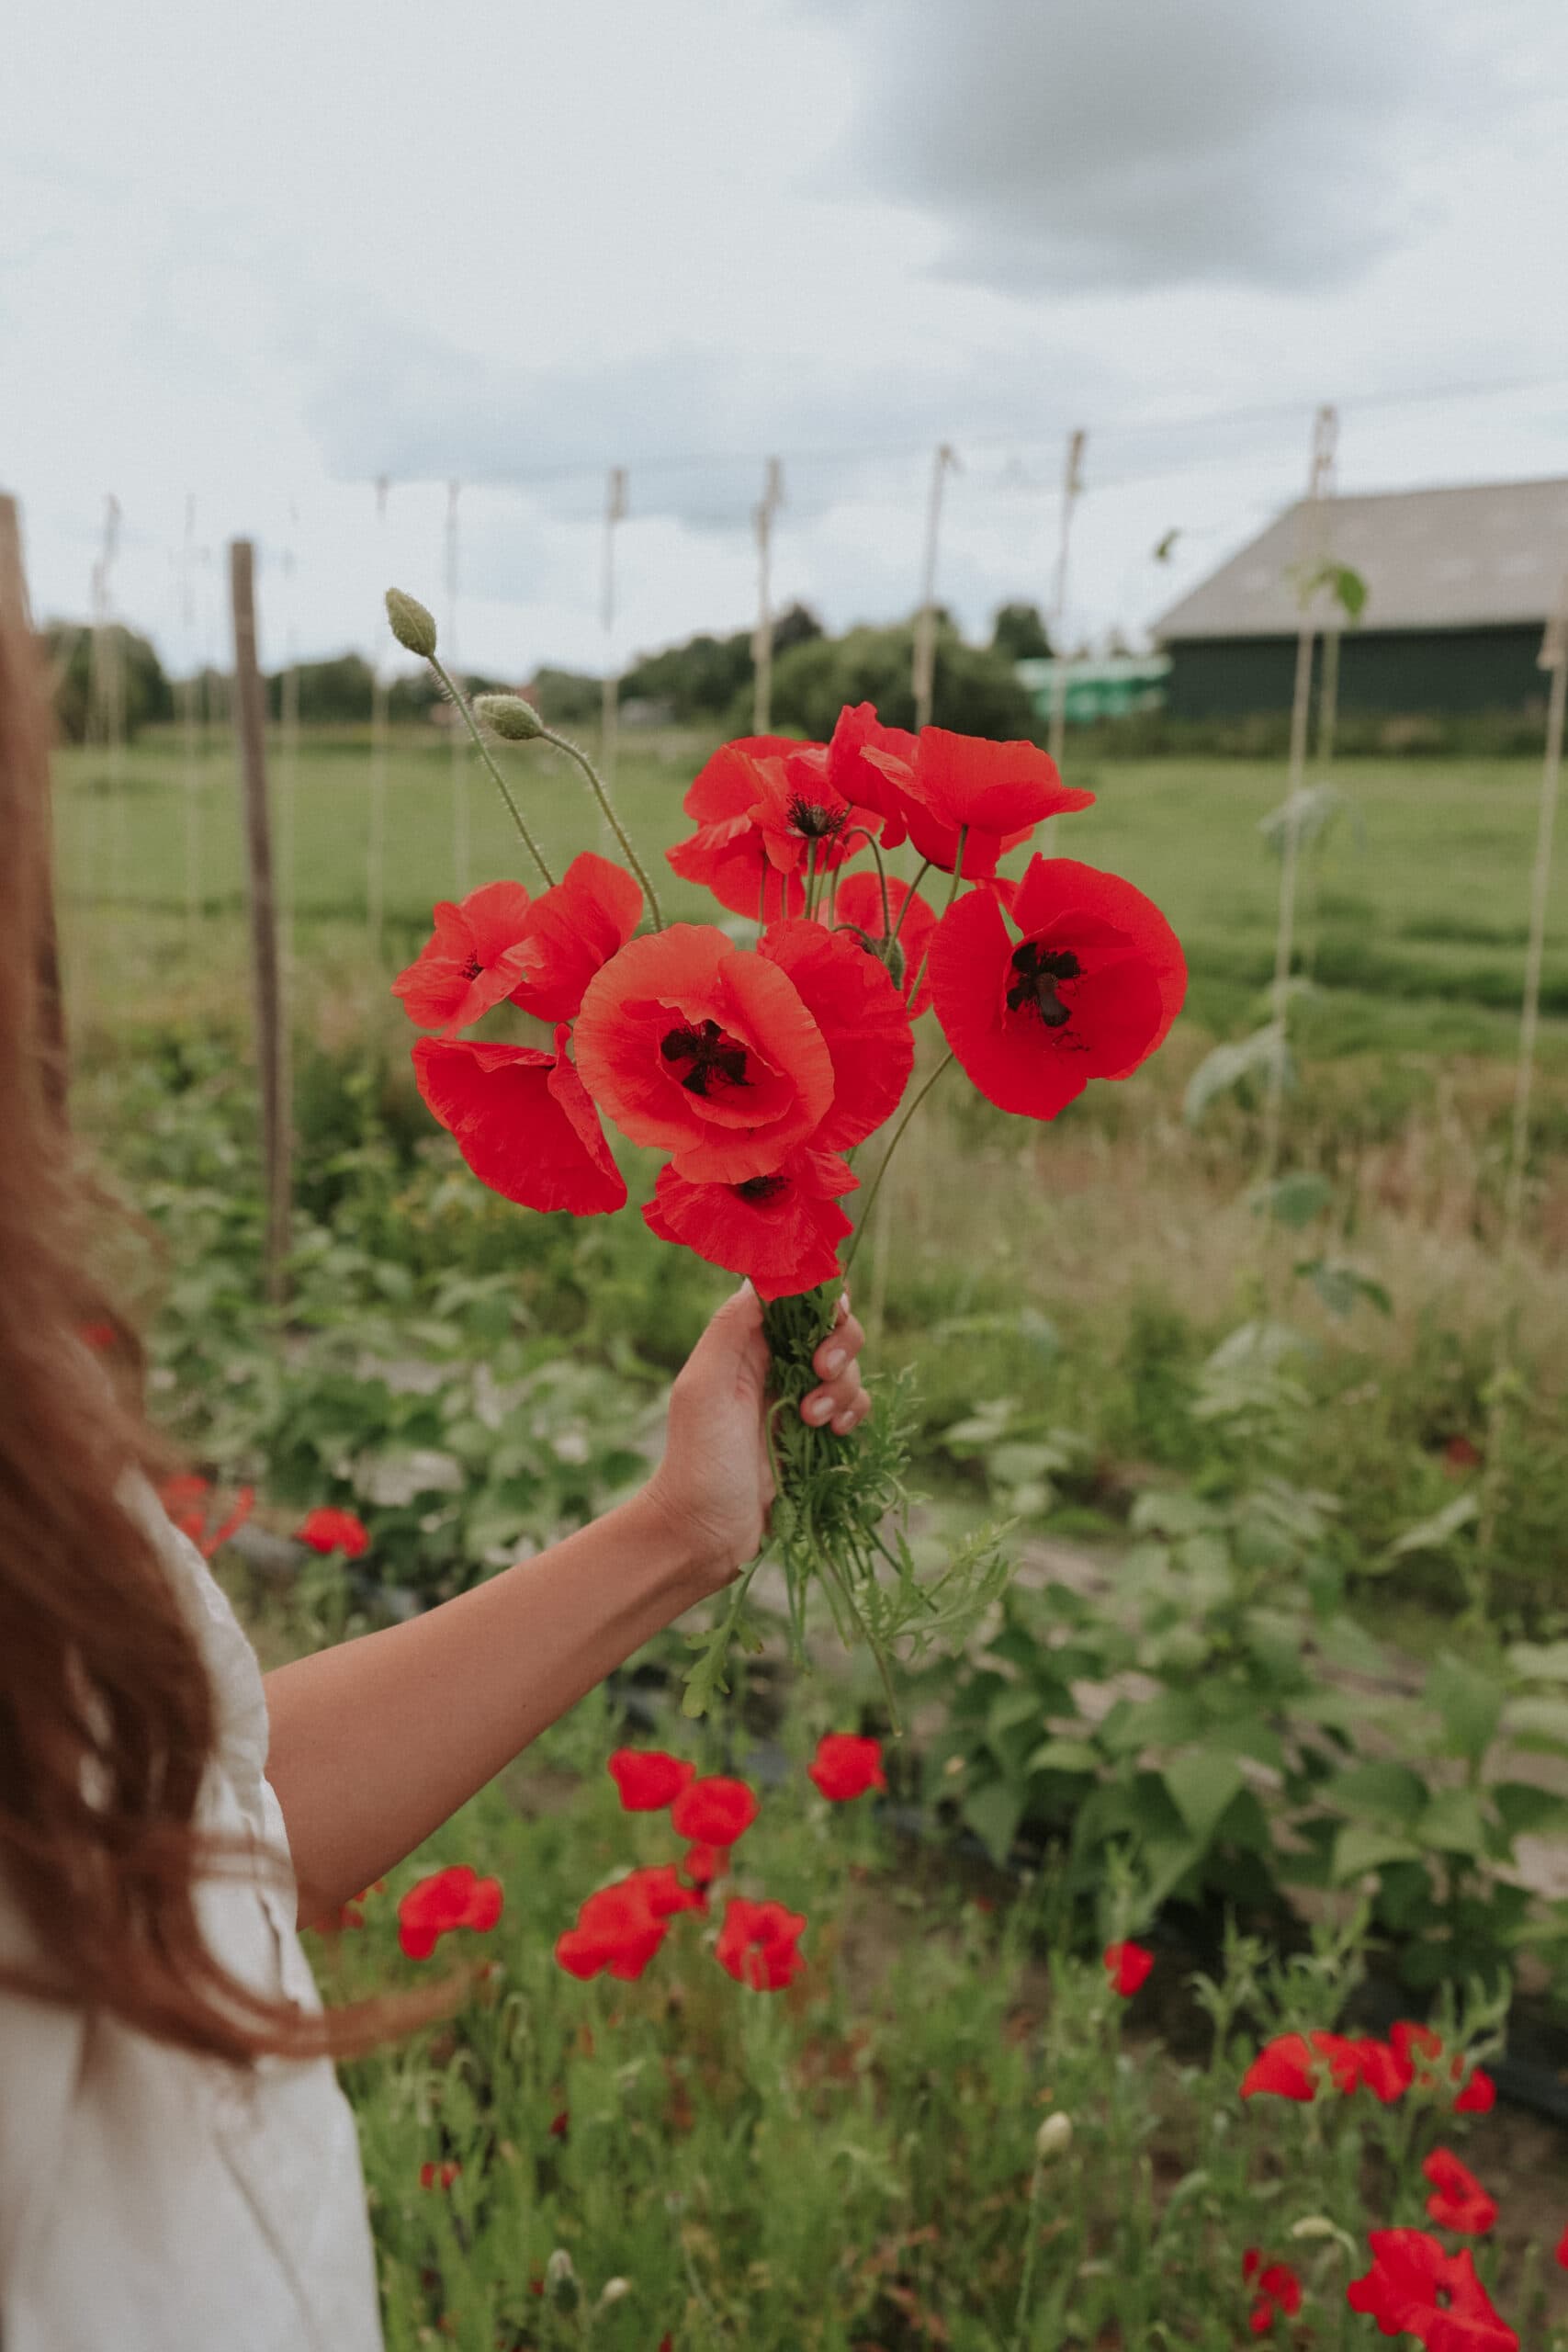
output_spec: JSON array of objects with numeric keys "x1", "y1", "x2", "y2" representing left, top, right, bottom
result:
[
  {"x1": 735, "y1": 1172, "x2": 788, "y2": 1203},
  {"x1": 462, "y1": 952, "x2": 484, "y2": 980},
  {"x1": 787, "y1": 793, "x2": 850, "y2": 842},
  {"x1": 1006, "y1": 942, "x2": 1081, "y2": 1028},
  {"x1": 660, "y1": 1019, "x2": 750, "y2": 1097}
]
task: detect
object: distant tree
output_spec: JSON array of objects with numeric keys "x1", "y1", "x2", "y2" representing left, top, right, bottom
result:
[
  {"x1": 265, "y1": 651, "x2": 374, "y2": 724},
  {"x1": 771, "y1": 602, "x2": 824, "y2": 656},
  {"x1": 619, "y1": 629, "x2": 753, "y2": 719},
  {"x1": 767, "y1": 621, "x2": 1036, "y2": 743},
  {"x1": 990, "y1": 601, "x2": 1053, "y2": 662},
  {"x1": 525, "y1": 667, "x2": 603, "y2": 727},
  {"x1": 42, "y1": 619, "x2": 172, "y2": 744},
  {"x1": 387, "y1": 666, "x2": 512, "y2": 723}
]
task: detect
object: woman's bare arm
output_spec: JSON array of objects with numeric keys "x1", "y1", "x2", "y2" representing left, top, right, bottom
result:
[{"x1": 262, "y1": 1285, "x2": 868, "y2": 1926}]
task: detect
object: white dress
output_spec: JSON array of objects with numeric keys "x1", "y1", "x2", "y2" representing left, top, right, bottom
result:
[{"x1": 0, "y1": 1495, "x2": 384, "y2": 2351}]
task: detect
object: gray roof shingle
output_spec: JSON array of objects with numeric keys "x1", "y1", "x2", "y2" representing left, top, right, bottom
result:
[{"x1": 1155, "y1": 476, "x2": 1568, "y2": 641}]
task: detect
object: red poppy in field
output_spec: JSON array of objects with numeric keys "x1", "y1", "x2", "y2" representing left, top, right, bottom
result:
[
  {"x1": 643, "y1": 1145, "x2": 857, "y2": 1300},
  {"x1": 1347, "y1": 2231, "x2": 1517, "y2": 2350},
  {"x1": 716, "y1": 1895, "x2": 807, "y2": 1992},
  {"x1": 670, "y1": 1776, "x2": 760, "y2": 1848},
  {"x1": 1393, "y1": 2018, "x2": 1445, "y2": 2073},
  {"x1": 508, "y1": 854, "x2": 645, "y2": 1024},
  {"x1": 858, "y1": 727, "x2": 1095, "y2": 879},
  {"x1": 333, "y1": 1879, "x2": 383, "y2": 1932},
  {"x1": 808, "y1": 1733, "x2": 887, "y2": 1802},
  {"x1": 758, "y1": 919, "x2": 914, "y2": 1149},
  {"x1": 1556, "y1": 2223, "x2": 1568, "y2": 2270},
  {"x1": 680, "y1": 1841, "x2": 724, "y2": 1890},
  {"x1": 931, "y1": 855, "x2": 1187, "y2": 1120},
  {"x1": 554, "y1": 1877, "x2": 670, "y2": 1982},
  {"x1": 549, "y1": 2109, "x2": 570, "y2": 2139},
  {"x1": 573, "y1": 923, "x2": 833, "y2": 1183},
  {"x1": 1242, "y1": 2250, "x2": 1303, "y2": 2335},
  {"x1": 667, "y1": 736, "x2": 876, "y2": 921},
  {"x1": 419, "y1": 2160, "x2": 461, "y2": 2190},
  {"x1": 823, "y1": 870, "x2": 938, "y2": 1016},
  {"x1": 412, "y1": 1029, "x2": 626, "y2": 1215},
  {"x1": 1308, "y1": 2029, "x2": 1367, "y2": 2095},
  {"x1": 294, "y1": 1505, "x2": 370, "y2": 1558},
  {"x1": 1240, "y1": 2032, "x2": 1318, "y2": 2102},
  {"x1": 826, "y1": 703, "x2": 919, "y2": 841},
  {"x1": 1453, "y1": 2065, "x2": 1496, "y2": 2116},
  {"x1": 1423, "y1": 2148, "x2": 1497, "y2": 2235},
  {"x1": 623, "y1": 1863, "x2": 707, "y2": 1921},
  {"x1": 160, "y1": 1475, "x2": 255, "y2": 1561},
  {"x1": 1350, "y1": 2036, "x2": 1416, "y2": 2103},
  {"x1": 1103, "y1": 1940, "x2": 1155, "y2": 1998},
  {"x1": 607, "y1": 1748, "x2": 695, "y2": 1812},
  {"x1": 392, "y1": 879, "x2": 539, "y2": 1033},
  {"x1": 398, "y1": 1865, "x2": 504, "y2": 1961}
]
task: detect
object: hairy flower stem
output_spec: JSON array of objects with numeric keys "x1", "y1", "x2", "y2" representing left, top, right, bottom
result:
[
  {"x1": 841, "y1": 828, "x2": 893, "y2": 945},
  {"x1": 428, "y1": 656, "x2": 557, "y2": 888},
  {"x1": 887, "y1": 857, "x2": 933, "y2": 952},
  {"x1": 536, "y1": 721, "x2": 665, "y2": 928},
  {"x1": 840, "y1": 1051, "x2": 955, "y2": 1282},
  {"x1": 904, "y1": 833, "x2": 966, "y2": 1007}
]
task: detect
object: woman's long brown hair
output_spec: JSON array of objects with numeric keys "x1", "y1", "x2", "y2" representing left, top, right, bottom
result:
[{"x1": 0, "y1": 590, "x2": 448, "y2": 2063}]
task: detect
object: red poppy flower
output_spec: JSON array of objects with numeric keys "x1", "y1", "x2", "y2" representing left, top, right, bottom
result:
[
  {"x1": 159, "y1": 1475, "x2": 255, "y2": 1561},
  {"x1": 680, "y1": 1841, "x2": 725, "y2": 1890},
  {"x1": 1240, "y1": 2032, "x2": 1317, "y2": 2102},
  {"x1": 554, "y1": 1877, "x2": 669, "y2": 1982},
  {"x1": 807, "y1": 1733, "x2": 887, "y2": 1802},
  {"x1": 643, "y1": 1146, "x2": 857, "y2": 1301},
  {"x1": 757, "y1": 919, "x2": 914, "y2": 1149},
  {"x1": 1424, "y1": 2148, "x2": 1497, "y2": 2235},
  {"x1": 1556, "y1": 2222, "x2": 1568, "y2": 2270},
  {"x1": 1309, "y1": 2029, "x2": 1366, "y2": 2094},
  {"x1": 931, "y1": 855, "x2": 1186, "y2": 1120},
  {"x1": 824, "y1": 870, "x2": 938, "y2": 1016},
  {"x1": 670, "y1": 1776, "x2": 760, "y2": 1848},
  {"x1": 392, "y1": 879, "x2": 538, "y2": 1033},
  {"x1": 412, "y1": 1029, "x2": 626, "y2": 1215},
  {"x1": 667, "y1": 736, "x2": 876, "y2": 921},
  {"x1": 1347, "y1": 2231, "x2": 1517, "y2": 2350},
  {"x1": 1453, "y1": 2065, "x2": 1495, "y2": 2116},
  {"x1": 1242, "y1": 2250, "x2": 1303, "y2": 2335},
  {"x1": 549, "y1": 2109, "x2": 570, "y2": 2139},
  {"x1": 398, "y1": 1865, "x2": 505, "y2": 1961},
  {"x1": 607, "y1": 1748, "x2": 695, "y2": 1812},
  {"x1": 507, "y1": 853, "x2": 645, "y2": 1024},
  {"x1": 716, "y1": 1895, "x2": 807, "y2": 1992},
  {"x1": 1103, "y1": 1940, "x2": 1155, "y2": 1998},
  {"x1": 623, "y1": 1863, "x2": 707, "y2": 1920},
  {"x1": 573, "y1": 923, "x2": 833, "y2": 1183},
  {"x1": 859, "y1": 727, "x2": 1095, "y2": 878},
  {"x1": 295, "y1": 1505, "x2": 370, "y2": 1559},
  {"x1": 419, "y1": 2160, "x2": 462, "y2": 2190},
  {"x1": 826, "y1": 703, "x2": 919, "y2": 843},
  {"x1": 1352, "y1": 2036, "x2": 1416, "y2": 2104}
]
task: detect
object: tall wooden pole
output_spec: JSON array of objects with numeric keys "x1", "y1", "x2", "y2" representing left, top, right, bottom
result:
[
  {"x1": 229, "y1": 539, "x2": 290, "y2": 1306},
  {"x1": 912, "y1": 442, "x2": 957, "y2": 731},
  {"x1": 752, "y1": 457, "x2": 784, "y2": 736},
  {"x1": 0, "y1": 492, "x2": 66, "y2": 1111},
  {"x1": 600, "y1": 466, "x2": 627, "y2": 794},
  {"x1": 446, "y1": 480, "x2": 469, "y2": 893},
  {"x1": 1260, "y1": 403, "x2": 1337, "y2": 1186},
  {"x1": 1046, "y1": 428, "x2": 1088, "y2": 775},
  {"x1": 367, "y1": 474, "x2": 390, "y2": 953},
  {"x1": 179, "y1": 493, "x2": 203, "y2": 929}
]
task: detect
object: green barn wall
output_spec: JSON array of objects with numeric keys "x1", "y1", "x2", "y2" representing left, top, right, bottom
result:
[{"x1": 1165, "y1": 625, "x2": 1548, "y2": 719}]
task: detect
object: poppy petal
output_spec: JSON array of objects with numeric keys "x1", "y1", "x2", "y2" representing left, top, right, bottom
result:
[
  {"x1": 758, "y1": 920, "x2": 914, "y2": 1151},
  {"x1": 392, "y1": 881, "x2": 539, "y2": 1034},
  {"x1": 509, "y1": 854, "x2": 644, "y2": 1023},
  {"x1": 412, "y1": 1035, "x2": 626, "y2": 1215},
  {"x1": 643, "y1": 1148, "x2": 856, "y2": 1300},
  {"x1": 828, "y1": 871, "x2": 938, "y2": 1015}
]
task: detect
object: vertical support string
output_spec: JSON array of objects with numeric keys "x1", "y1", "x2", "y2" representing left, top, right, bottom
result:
[
  {"x1": 600, "y1": 465, "x2": 628, "y2": 816},
  {"x1": 367, "y1": 474, "x2": 390, "y2": 955},
  {"x1": 752, "y1": 456, "x2": 784, "y2": 736},
  {"x1": 228, "y1": 538, "x2": 291, "y2": 1306},
  {"x1": 912, "y1": 442, "x2": 958, "y2": 732},
  {"x1": 1260, "y1": 402, "x2": 1337, "y2": 1190},
  {"x1": 90, "y1": 494, "x2": 126, "y2": 911},
  {"x1": 277, "y1": 518, "x2": 301, "y2": 1017},
  {"x1": 1046, "y1": 427, "x2": 1088, "y2": 779},
  {"x1": 179, "y1": 493, "x2": 203, "y2": 933},
  {"x1": 446, "y1": 479, "x2": 469, "y2": 894}
]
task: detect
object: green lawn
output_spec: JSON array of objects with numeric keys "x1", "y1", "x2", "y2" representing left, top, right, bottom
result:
[{"x1": 52, "y1": 729, "x2": 1567, "y2": 1058}]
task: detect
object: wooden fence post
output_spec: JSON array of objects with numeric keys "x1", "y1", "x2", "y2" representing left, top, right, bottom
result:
[
  {"x1": 228, "y1": 538, "x2": 291, "y2": 1306},
  {"x1": 0, "y1": 492, "x2": 67, "y2": 1112},
  {"x1": 912, "y1": 442, "x2": 958, "y2": 731},
  {"x1": 752, "y1": 457, "x2": 784, "y2": 735}
]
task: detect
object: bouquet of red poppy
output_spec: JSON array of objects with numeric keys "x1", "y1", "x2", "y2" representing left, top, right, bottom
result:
[{"x1": 384, "y1": 589, "x2": 1187, "y2": 1719}]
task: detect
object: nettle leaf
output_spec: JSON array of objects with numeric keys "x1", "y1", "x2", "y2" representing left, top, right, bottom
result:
[
  {"x1": 1424, "y1": 1654, "x2": 1504, "y2": 1764},
  {"x1": 1252, "y1": 1171, "x2": 1334, "y2": 1230},
  {"x1": 1325, "y1": 1760, "x2": 1427, "y2": 1826},
  {"x1": 1332, "y1": 1822, "x2": 1419, "y2": 1883},
  {"x1": 1129, "y1": 1489, "x2": 1214, "y2": 1539},
  {"x1": 1026, "y1": 1738, "x2": 1100, "y2": 1776},
  {"x1": 1382, "y1": 1491, "x2": 1478, "y2": 1565},
  {"x1": 1492, "y1": 1781, "x2": 1568, "y2": 1838},
  {"x1": 1417, "y1": 1788, "x2": 1488, "y2": 1857},
  {"x1": 963, "y1": 1781, "x2": 1024, "y2": 1867},
  {"x1": 1184, "y1": 1023, "x2": 1290, "y2": 1127},
  {"x1": 1297, "y1": 1258, "x2": 1393, "y2": 1318},
  {"x1": 1163, "y1": 1751, "x2": 1246, "y2": 1845}
]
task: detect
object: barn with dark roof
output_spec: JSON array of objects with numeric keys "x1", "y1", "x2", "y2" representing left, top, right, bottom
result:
[{"x1": 1154, "y1": 476, "x2": 1568, "y2": 720}]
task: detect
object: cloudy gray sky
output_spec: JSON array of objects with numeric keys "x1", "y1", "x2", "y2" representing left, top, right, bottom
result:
[{"x1": 6, "y1": 0, "x2": 1567, "y2": 678}]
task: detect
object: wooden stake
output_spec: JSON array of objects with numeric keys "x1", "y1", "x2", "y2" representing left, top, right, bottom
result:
[
  {"x1": 752, "y1": 457, "x2": 784, "y2": 735},
  {"x1": 229, "y1": 538, "x2": 290, "y2": 1306},
  {"x1": 1046, "y1": 429, "x2": 1088, "y2": 776},
  {"x1": 912, "y1": 443, "x2": 957, "y2": 731},
  {"x1": 90, "y1": 495, "x2": 126, "y2": 903},
  {"x1": 446, "y1": 479, "x2": 469, "y2": 893},
  {"x1": 1260, "y1": 403, "x2": 1337, "y2": 1186},
  {"x1": 179, "y1": 493, "x2": 203, "y2": 928},
  {"x1": 0, "y1": 492, "x2": 66, "y2": 1111},
  {"x1": 600, "y1": 466, "x2": 627, "y2": 797}
]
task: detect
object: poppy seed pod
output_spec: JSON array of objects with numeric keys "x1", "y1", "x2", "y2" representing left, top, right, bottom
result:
[
  {"x1": 386, "y1": 588, "x2": 437, "y2": 657},
  {"x1": 475, "y1": 693, "x2": 545, "y2": 741}
]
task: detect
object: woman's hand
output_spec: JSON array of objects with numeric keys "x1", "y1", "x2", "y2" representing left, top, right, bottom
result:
[{"x1": 636, "y1": 1283, "x2": 870, "y2": 1602}]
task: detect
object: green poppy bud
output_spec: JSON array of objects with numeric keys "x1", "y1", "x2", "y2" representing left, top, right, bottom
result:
[
  {"x1": 385, "y1": 588, "x2": 437, "y2": 658},
  {"x1": 1035, "y1": 2111, "x2": 1073, "y2": 2161},
  {"x1": 545, "y1": 2249, "x2": 580, "y2": 2312},
  {"x1": 474, "y1": 693, "x2": 545, "y2": 741}
]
